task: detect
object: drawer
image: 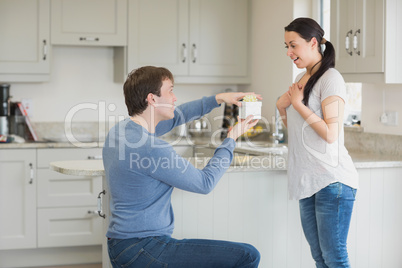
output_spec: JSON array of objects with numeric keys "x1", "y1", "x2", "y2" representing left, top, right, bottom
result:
[
  {"x1": 37, "y1": 206, "x2": 103, "y2": 248},
  {"x1": 37, "y1": 148, "x2": 102, "y2": 168},
  {"x1": 37, "y1": 169, "x2": 102, "y2": 208}
]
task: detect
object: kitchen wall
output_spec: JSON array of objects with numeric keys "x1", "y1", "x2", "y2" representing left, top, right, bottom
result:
[
  {"x1": 240, "y1": 0, "x2": 293, "y2": 123},
  {"x1": 361, "y1": 83, "x2": 402, "y2": 135},
  {"x1": 8, "y1": 0, "x2": 402, "y2": 137},
  {"x1": 10, "y1": 46, "x2": 233, "y2": 123}
]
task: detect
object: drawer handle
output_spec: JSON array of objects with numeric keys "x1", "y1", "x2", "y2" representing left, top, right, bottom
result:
[
  {"x1": 88, "y1": 190, "x2": 106, "y2": 218},
  {"x1": 353, "y1": 29, "x2": 361, "y2": 56},
  {"x1": 192, "y1": 44, "x2": 197, "y2": 63},
  {"x1": 181, "y1": 43, "x2": 187, "y2": 63},
  {"x1": 42, "y1": 40, "x2": 48, "y2": 60},
  {"x1": 79, "y1": 37, "x2": 100, "y2": 42},
  {"x1": 29, "y1": 163, "x2": 34, "y2": 184},
  {"x1": 96, "y1": 190, "x2": 106, "y2": 219},
  {"x1": 88, "y1": 155, "x2": 102, "y2": 160},
  {"x1": 345, "y1": 30, "x2": 353, "y2": 56}
]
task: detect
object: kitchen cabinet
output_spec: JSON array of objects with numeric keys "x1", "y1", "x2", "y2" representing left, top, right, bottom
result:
[
  {"x1": 49, "y1": 153, "x2": 402, "y2": 268},
  {"x1": 122, "y1": 0, "x2": 249, "y2": 84},
  {"x1": 0, "y1": 149, "x2": 36, "y2": 250},
  {"x1": 36, "y1": 148, "x2": 103, "y2": 248},
  {"x1": 0, "y1": 0, "x2": 50, "y2": 82},
  {"x1": 384, "y1": 0, "x2": 402, "y2": 83},
  {"x1": 331, "y1": 0, "x2": 402, "y2": 84},
  {"x1": 330, "y1": 0, "x2": 384, "y2": 74},
  {"x1": 51, "y1": 0, "x2": 127, "y2": 46},
  {"x1": 0, "y1": 147, "x2": 103, "y2": 267}
]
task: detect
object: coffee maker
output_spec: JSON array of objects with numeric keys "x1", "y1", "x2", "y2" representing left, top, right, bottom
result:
[
  {"x1": 0, "y1": 84, "x2": 28, "y2": 140},
  {"x1": 0, "y1": 83, "x2": 10, "y2": 135}
]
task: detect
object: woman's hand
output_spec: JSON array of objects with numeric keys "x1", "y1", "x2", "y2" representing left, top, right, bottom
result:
[
  {"x1": 216, "y1": 92, "x2": 262, "y2": 107},
  {"x1": 288, "y1": 83, "x2": 304, "y2": 107},
  {"x1": 276, "y1": 91, "x2": 291, "y2": 110},
  {"x1": 227, "y1": 115, "x2": 259, "y2": 141}
]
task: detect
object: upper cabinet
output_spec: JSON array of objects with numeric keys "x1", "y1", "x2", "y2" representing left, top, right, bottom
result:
[
  {"x1": 384, "y1": 0, "x2": 402, "y2": 84},
  {"x1": 125, "y1": 0, "x2": 249, "y2": 84},
  {"x1": 51, "y1": 0, "x2": 127, "y2": 46},
  {"x1": 330, "y1": 0, "x2": 384, "y2": 74},
  {"x1": 0, "y1": 0, "x2": 50, "y2": 82},
  {"x1": 331, "y1": 0, "x2": 402, "y2": 84}
]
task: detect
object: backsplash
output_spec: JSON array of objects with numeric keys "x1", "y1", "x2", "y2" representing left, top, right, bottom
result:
[
  {"x1": 345, "y1": 129, "x2": 402, "y2": 156},
  {"x1": 33, "y1": 121, "x2": 109, "y2": 142},
  {"x1": 33, "y1": 121, "x2": 401, "y2": 157}
]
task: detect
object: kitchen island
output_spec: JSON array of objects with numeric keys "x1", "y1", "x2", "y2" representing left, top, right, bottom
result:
[{"x1": 49, "y1": 148, "x2": 402, "y2": 268}]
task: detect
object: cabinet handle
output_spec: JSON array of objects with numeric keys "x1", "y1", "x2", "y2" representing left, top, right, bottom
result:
[
  {"x1": 42, "y1": 40, "x2": 47, "y2": 60},
  {"x1": 345, "y1": 30, "x2": 353, "y2": 56},
  {"x1": 87, "y1": 155, "x2": 102, "y2": 160},
  {"x1": 79, "y1": 37, "x2": 100, "y2": 42},
  {"x1": 353, "y1": 29, "x2": 361, "y2": 56},
  {"x1": 29, "y1": 163, "x2": 34, "y2": 184},
  {"x1": 93, "y1": 190, "x2": 106, "y2": 219},
  {"x1": 181, "y1": 43, "x2": 187, "y2": 63},
  {"x1": 192, "y1": 44, "x2": 197, "y2": 63}
]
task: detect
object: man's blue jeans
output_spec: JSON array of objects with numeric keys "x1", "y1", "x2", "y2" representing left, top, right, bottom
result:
[
  {"x1": 299, "y1": 182, "x2": 357, "y2": 268},
  {"x1": 107, "y1": 235, "x2": 260, "y2": 267}
]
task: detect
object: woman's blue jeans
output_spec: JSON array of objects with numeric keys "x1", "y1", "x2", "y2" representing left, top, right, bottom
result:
[
  {"x1": 299, "y1": 182, "x2": 356, "y2": 268},
  {"x1": 107, "y1": 235, "x2": 260, "y2": 267}
]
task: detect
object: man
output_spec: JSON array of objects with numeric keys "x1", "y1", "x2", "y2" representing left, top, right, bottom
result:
[{"x1": 103, "y1": 66, "x2": 261, "y2": 267}]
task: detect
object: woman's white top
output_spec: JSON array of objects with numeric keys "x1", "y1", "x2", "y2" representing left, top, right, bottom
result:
[{"x1": 286, "y1": 68, "x2": 359, "y2": 200}]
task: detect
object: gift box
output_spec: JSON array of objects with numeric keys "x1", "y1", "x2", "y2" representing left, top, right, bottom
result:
[{"x1": 239, "y1": 101, "x2": 262, "y2": 119}]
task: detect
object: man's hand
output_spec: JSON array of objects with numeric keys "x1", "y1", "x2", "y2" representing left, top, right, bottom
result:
[
  {"x1": 216, "y1": 92, "x2": 262, "y2": 107},
  {"x1": 227, "y1": 115, "x2": 259, "y2": 141}
]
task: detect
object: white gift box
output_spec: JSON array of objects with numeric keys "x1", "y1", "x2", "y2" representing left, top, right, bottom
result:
[{"x1": 239, "y1": 101, "x2": 262, "y2": 119}]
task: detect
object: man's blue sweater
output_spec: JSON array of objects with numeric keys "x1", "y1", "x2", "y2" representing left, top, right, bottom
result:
[{"x1": 103, "y1": 96, "x2": 235, "y2": 239}]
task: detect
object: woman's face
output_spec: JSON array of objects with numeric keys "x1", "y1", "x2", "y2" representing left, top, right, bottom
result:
[{"x1": 284, "y1": 31, "x2": 318, "y2": 70}]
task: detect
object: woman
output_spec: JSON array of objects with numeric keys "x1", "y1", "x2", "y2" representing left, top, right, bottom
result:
[{"x1": 277, "y1": 18, "x2": 359, "y2": 268}]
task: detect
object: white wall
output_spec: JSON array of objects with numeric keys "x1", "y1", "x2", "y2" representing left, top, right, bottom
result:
[
  {"x1": 240, "y1": 0, "x2": 294, "y2": 123},
  {"x1": 10, "y1": 46, "x2": 234, "y2": 123},
  {"x1": 361, "y1": 83, "x2": 402, "y2": 135}
]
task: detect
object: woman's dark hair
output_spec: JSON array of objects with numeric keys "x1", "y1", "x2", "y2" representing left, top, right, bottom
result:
[
  {"x1": 124, "y1": 66, "x2": 174, "y2": 116},
  {"x1": 285, "y1": 17, "x2": 335, "y2": 105}
]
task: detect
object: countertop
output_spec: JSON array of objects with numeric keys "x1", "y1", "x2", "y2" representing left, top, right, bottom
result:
[
  {"x1": 50, "y1": 152, "x2": 402, "y2": 179},
  {"x1": 0, "y1": 140, "x2": 102, "y2": 149},
  {"x1": 50, "y1": 153, "x2": 286, "y2": 177},
  {"x1": 3, "y1": 136, "x2": 402, "y2": 169}
]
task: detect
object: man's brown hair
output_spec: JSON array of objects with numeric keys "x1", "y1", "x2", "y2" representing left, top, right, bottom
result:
[{"x1": 124, "y1": 66, "x2": 174, "y2": 116}]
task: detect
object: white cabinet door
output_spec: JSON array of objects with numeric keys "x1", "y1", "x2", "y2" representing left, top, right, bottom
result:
[
  {"x1": 385, "y1": 0, "x2": 402, "y2": 83},
  {"x1": 354, "y1": 0, "x2": 384, "y2": 73},
  {"x1": 188, "y1": 0, "x2": 248, "y2": 77},
  {"x1": 331, "y1": 0, "x2": 384, "y2": 74},
  {"x1": 126, "y1": 0, "x2": 249, "y2": 83},
  {"x1": 36, "y1": 148, "x2": 103, "y2": 248},
  {"x1": 127, "y1": 0, "x2": 189, "y2": 75},
  {"x1": 51, "y1": 0, "x2": 127, "y2": 46},
  {"x1": 0, "y1": 0, "x2": 50, "y2": 82},
  {"x1": 37, "y1": 169, "x2": 102, "y2": 208},
  {"x1": 0, "y1": 149, "x2": 36, "y2": 250},
  {"x1": 37, "y1": 206, "x2": 103, "y2": 247},
  {"x1": 331, "y1": 0, "x2": 356, "y2": 73}
]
